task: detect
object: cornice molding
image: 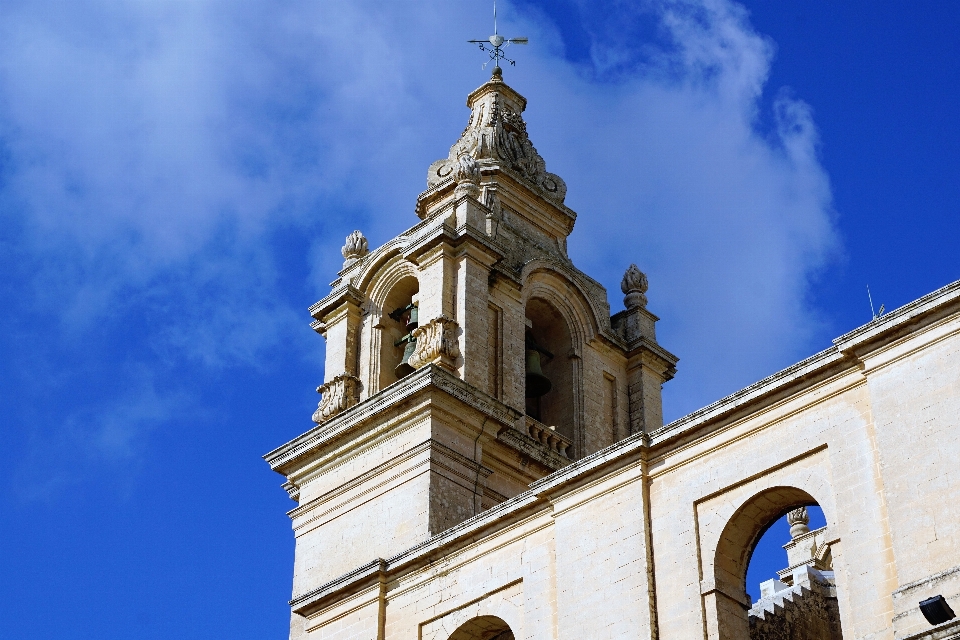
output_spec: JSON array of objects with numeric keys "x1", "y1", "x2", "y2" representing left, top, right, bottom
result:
[
  {"x1": 263, "y1": 364, "x2": 523, "y2": 475},
  {"x1": 278, "y1": 278, "x2": 960, "y2": 617}
]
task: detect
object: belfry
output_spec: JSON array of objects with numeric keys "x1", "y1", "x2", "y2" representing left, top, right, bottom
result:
[
  {"x1": 266, "y1": 66, "x2": 960, "y2": 640},
  {"x1": 266, "y1": 64, "x2": 676, "y2": 605}
]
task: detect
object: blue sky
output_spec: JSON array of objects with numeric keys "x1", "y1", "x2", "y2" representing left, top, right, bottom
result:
[{"x1": 1, "y1": 1, "x2": 957, "y2": 637}]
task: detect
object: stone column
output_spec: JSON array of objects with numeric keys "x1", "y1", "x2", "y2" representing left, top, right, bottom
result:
[
  {"x1": 454, "y1": 240, "x2": 499, "y2": 388},
  {"x1": 319, "y1": 295, "x2": 363, "y2": 383},
  {"x1": 612, "y1": 265, "x2": 679, "y2": 434},
  {"x1": 308, "y1": 284, "x2": 364, "y2": 423}
]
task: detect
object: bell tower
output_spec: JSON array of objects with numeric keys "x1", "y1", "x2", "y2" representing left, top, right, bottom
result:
[{"x1": 265, "y1": 68, "x2": 677, "y2": 637}]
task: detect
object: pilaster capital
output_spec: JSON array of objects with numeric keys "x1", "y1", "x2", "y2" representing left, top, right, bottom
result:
[
  {"x1": 409, "y1": 316, "x2": 461, "y2": 373},
  {"x1": 309, "y1": 284, "x2": 364, "y2": 325},
  {"x1": 625, "y1": 338, "x2": 679, "y2": 383},
  {"x1": 312, "y1": 374, "x2": 362, "y2": 424}
]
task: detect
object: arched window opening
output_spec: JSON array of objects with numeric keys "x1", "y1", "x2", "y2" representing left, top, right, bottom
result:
[
  {"x1": 746, "y1": 505, "x2": 828, "y2": 602},
  {"x1": 728, "y1": 496, "x2": 843, "y2": 640},
  {"x1": 524, "y1": 298, "x2": 575, "y2": 444},
  {"x1": 379, "y1": 276, "x2": 419, "y2": 390},
  {"x1": 447, "y1": 615, "x2": 514, "y2": 640}
]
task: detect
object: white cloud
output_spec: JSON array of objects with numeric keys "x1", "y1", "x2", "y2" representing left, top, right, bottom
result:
[{"x1": 0, "y1": 0, "x2": 838, "y2": 433}]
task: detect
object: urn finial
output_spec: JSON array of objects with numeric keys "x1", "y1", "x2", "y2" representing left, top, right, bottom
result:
[
  {"x1": 453, "y1": 153, "x2": 481, "y2": 199},
  {"x1": 341, "y1": 230, "x2": 369, "y2": 269},
  {"x1": 621, "y1": 264, "x2": 649, "y2": 309},
  {"x1": 787, "y1": 507, "x2": 811, "y2": 538}
]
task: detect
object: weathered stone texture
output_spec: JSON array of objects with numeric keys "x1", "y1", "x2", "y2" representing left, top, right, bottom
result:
[{"x1": 265, "y1": 69, "x2": 960, "y2": 640}]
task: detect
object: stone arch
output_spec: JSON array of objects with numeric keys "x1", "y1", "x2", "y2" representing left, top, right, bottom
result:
[
  {"x1": 359, "y1": 254, "x2": 420, "y2": 395},
  {"x1": 711, "y1": 486, "x2": 824, "y2": 640},
  {"x1": 363, "y1": 252, "x2": 418, "y2": 312},
  {"x1": 521, "y1": 270, "x2": 598, "y2": 458},
  {"x1": 520, "y1": 262, "x2": 601, "y2": 343},
  {"x1": 447, "y1": 616, "x2": 514, "y2": 640},
  {"x1": 524, "y1": 296, "x2": 576, "y2": 442},
  {"x1": 715, "y1": 486, "x2": 818, "y2": 594}
]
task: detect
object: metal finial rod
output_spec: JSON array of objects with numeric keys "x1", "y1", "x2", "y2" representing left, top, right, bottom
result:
[
  {"x1": 867, "y1": 285, "x2": 885, "y2": 320},
  {"x1": 468, "y1": 0, "x2": 528, "y2": 70}
]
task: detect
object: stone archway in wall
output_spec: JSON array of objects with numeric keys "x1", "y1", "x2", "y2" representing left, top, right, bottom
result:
[
  {"x1": 711, "y1": 486, "x2": 842, "y2": 640},
  {"x1": 375, "y1": 274, "x2": 419, "y2": 391},
  {"x1": 524, "y1": 296, "x2": 577, "y2": 444},
  {"x1": 447, "y1": 616, "x2": 514, "y2": 640}
]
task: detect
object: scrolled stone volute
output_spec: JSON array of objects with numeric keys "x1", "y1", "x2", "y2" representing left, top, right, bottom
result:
[
  {"x1": 341, "y1": 230, "x2": 369, "y2": 269},
  {"x1": 408, "y1": 316, "x2": 461, "y2": 372},
  {"x1": 621, "y1": 264, "x2": 649, "y2": 309},
  {"x1": 787, "y1": 506, "x2": 811, "y2": 539},
  {"x1": 313, "y1": 373, "x2": 361, "y2": 424}
]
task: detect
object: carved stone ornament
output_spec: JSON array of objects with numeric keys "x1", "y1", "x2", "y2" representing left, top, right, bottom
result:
[
  {"x1": 621, "y1": 264, "x2": 649, "y2": 309},
  {"x1": 452, "y1": 153, "x2": 481, "y2": 199},
  {"x1": 408, "y1": 316, "x2": 461, "y2": 372},
  {"x1": 483, "y1": 186, "x2": 502, "y2": 236},
  {"x1": 427, "y1": 68, "x2": 567, "y2": 203},
  {"x1": 312, "y1": 373, "x2": 361, "y2": 424},
  {"x1": 341, "y1": 230, "x2": 369, "y2": 269},
  {"x1": 787, "y1": 506, "x2": 811, "y2": 539}
]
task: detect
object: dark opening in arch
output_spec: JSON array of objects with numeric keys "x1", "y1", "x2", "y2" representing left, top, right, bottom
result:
[{"x1": 447, "y1": 615, "x2": 514, "y2": 640}]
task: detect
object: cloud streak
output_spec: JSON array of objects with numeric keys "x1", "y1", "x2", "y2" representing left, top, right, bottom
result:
[{"x1": 0, "y1": 0, "x2": 838, "y2": 480}]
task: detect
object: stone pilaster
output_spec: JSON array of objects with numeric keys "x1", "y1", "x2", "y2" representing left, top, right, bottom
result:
[
  {"x1": 410, "y1": 242, "x2": 456, "y2": 326},
  {"x1": 453, "y1": 235, "x2": 500, "y2": 389},
  {"x1": 612, "y1": 265, "x2": 678, "y2": 434},
  {"x1": 309, "y1": 284, "x2": 364, "y2": 384}
]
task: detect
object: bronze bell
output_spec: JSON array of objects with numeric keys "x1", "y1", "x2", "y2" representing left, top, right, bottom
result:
[
  {"x1": 405, "y1": 305, "x2": 418, "y2": 332},
  {"x1": 390, "y1": 302, "x2": 418, "y2": 332},
  {"x1": 525, "y1": 338, "x2": 553, "y2": 398},
  {"x1": 394, "y1": 335, "x2": 417, "y2": 378}
]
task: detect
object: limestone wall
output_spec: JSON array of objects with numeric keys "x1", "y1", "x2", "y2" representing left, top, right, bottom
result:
[{"x1": 270, "y1": 283, "x2": 960, "y2": 640}]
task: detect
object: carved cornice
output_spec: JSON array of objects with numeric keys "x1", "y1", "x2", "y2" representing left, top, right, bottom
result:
[
  {"x1": 264, "y1": 364, "x2": 523, "y2": 475},
  {"x1": 833, "y1": 278, "x2": 960, "y2": 355},
  {"x1": 290, "y1": 559, "x2": 387, "y2": 614},
  {"x1": 281, "y1": 480, "x2": 300, "y2": 502},
  {"x1": 308, "y1": 284, "x2": 364, "y2": 323}
]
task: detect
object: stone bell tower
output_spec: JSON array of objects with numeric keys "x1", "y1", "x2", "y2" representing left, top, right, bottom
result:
[{"x1": 264, "y1": 68, "x2": 678, "y2": 637}]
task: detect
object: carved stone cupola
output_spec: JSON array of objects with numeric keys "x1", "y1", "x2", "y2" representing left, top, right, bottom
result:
[{"x1": 264, "y1": 69, "x2": 678, "y2": 608}]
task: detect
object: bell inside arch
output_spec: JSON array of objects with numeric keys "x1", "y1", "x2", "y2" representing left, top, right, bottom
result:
[
  {"x1": 390, "y1": 301, "x2": 420, "y2": 379},
  {"x1": 525, "y1": 338, "x2": 553, "y2": 398},
  {"x1": 405, "y1": 305, "x2": 418, "y2": 332},
  {"x1": 395, "y1": 336, "x2": 417, "y2": 379}
]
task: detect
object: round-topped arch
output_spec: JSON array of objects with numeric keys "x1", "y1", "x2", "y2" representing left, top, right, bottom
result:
[
  {"x1": 706, "y1": 480, "x2": 842, "y2": 640},
  {"x1": 519, "y1": 259, "x2": 608, "y2": 343},
  {"x1": 358, "y1": 252, "x2": 420, "y2": 395},
  {"x1": 447, "y1": 616, "x2": 514, "y2": 640},
  {"x1": 520, "y1": 266, "x2": 603, "y2": 458}
]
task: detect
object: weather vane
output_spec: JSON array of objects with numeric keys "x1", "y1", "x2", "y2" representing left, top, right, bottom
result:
[{"x1": 468, "y1": 0, "x2": 528, "y2": 70}]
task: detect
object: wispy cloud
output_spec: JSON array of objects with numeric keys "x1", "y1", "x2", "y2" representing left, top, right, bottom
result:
[
  {"x1": 0, "y1": 0, "x2": 839, "y2": 482},
  {"x1": 11, "y1": 367, "x2": 185, "y2": 500}
]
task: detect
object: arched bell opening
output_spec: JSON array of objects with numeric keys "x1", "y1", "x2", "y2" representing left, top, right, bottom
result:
[
  {"x1": 447, "y1": 615, "x2": 514, "y2": 640},
  {"x1": 378, "y1": 276, "x2": 419, "y2": 390},
  {"x1": 524, "y1": 297, "x2": 575, "y2": 445},
  {"x1": 713, "y1": 487, "x2": 844, "y2": 640}
]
